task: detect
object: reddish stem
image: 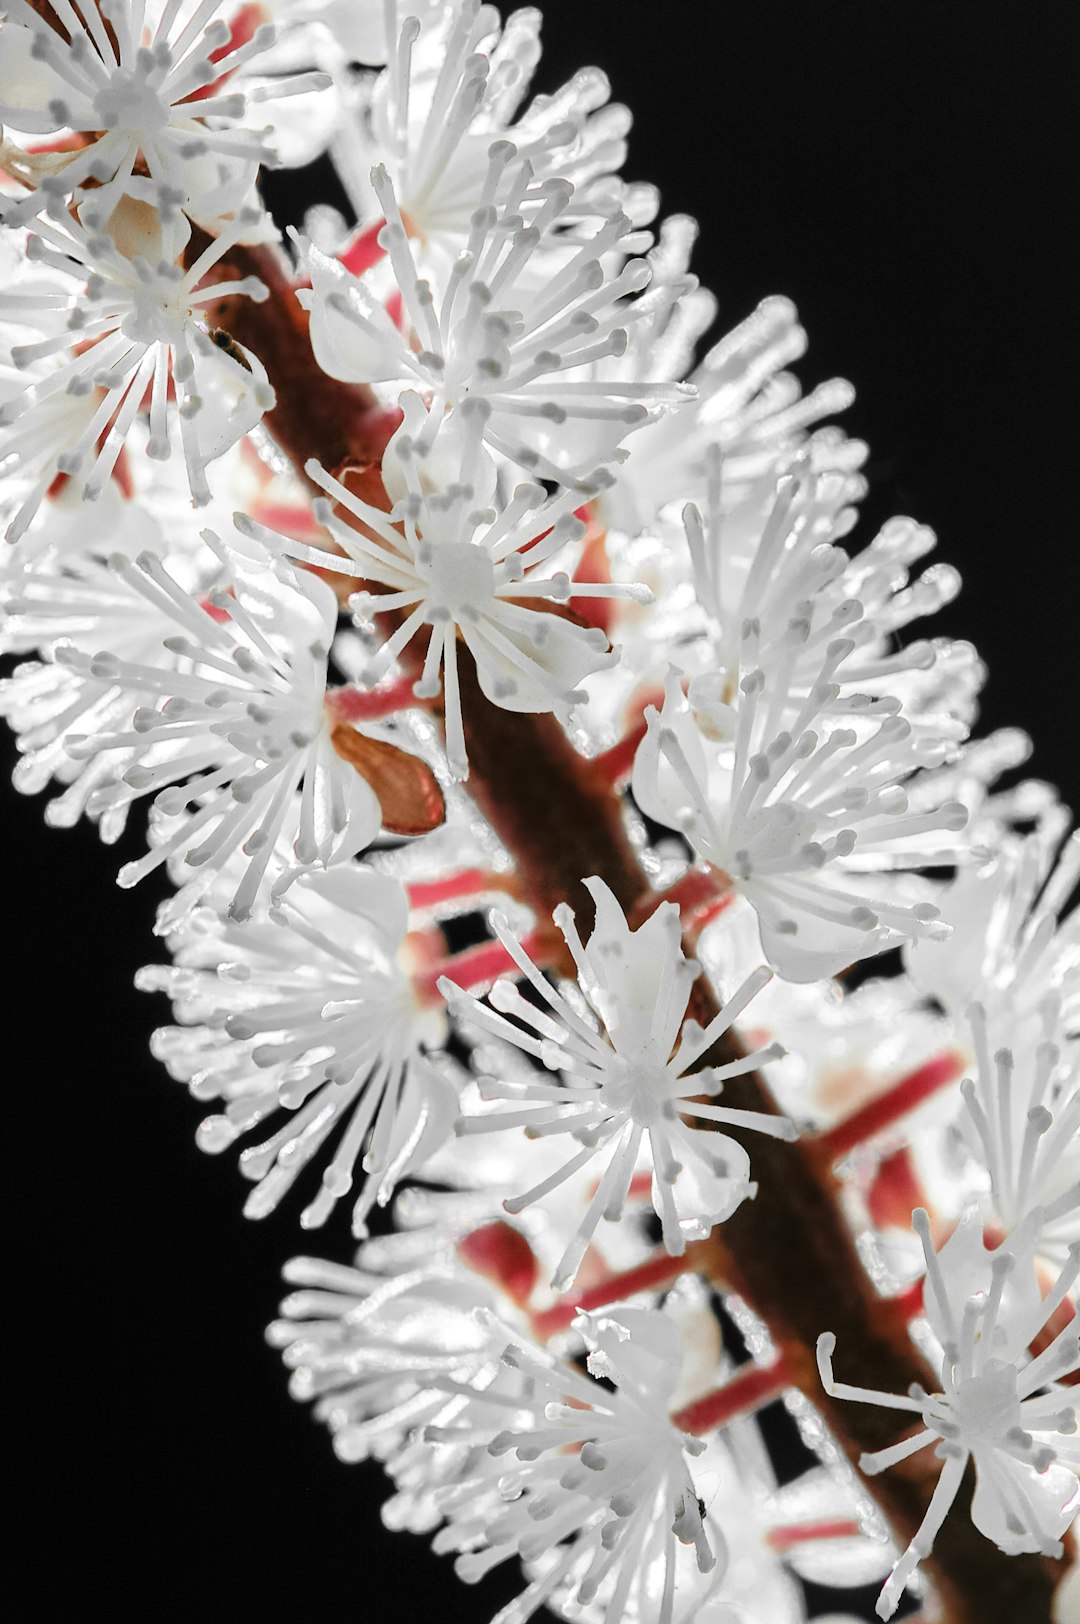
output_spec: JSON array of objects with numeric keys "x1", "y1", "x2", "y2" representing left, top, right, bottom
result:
[
  {"x1": 815, "y1": 1050, "x2": 967, "y2": 1163},
  {"x1": 339, "y1": 218, "x2": 388, "y2": 277},
  {"x1": 326, "y1": 678, "x2": 423, "y2": 724},
  {"x1": 406, "y1": 867, "x2": 517, "y2": 912},
  {"x1": 530, "y1": 1249, "x2": 693, "y2": 1338},
  {"x1": 412, "y1": 929, "x2": 549, "y2": 1003},
  {"x1": 867, "y1": 1145, "x2": 930, "y2": 1231},
  {"x1": 191, "y1": 236, "x2": 401, "y2": 485},
  {"x1": 670, "y1": 1356, "x2": 793, "y2": 1436},
  {"x1": 765, "y1": 1517, "x2": 863, "y2": 1552},
  {"x1": 634, "y1": 863, "x2": 735, "y2": 936},
  {"x1": 591, "y1": 719, "x2": 648, "y2": 787}
]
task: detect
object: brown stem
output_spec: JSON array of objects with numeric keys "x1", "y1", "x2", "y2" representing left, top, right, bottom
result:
[
  {"x1": 211, "y1": 252, "x2": 1070, "y2": 1624},
  {"x1": 195, "y1": 237, "x2": 401, "y2": 489}
]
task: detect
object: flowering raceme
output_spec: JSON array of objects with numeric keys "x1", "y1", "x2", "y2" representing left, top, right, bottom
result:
[{"x1": 0, "y1": 4, "x2": 1076, "y2": 1624}]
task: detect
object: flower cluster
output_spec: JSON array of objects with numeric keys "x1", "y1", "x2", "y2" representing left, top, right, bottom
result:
[{"x1": 1, "y1": 3, "x2": 1076, "y2": 1623}]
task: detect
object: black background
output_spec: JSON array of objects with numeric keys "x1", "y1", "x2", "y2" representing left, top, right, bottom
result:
[{"x1": 7, "y1": 5, "x2": 1077, "y2": 1621}]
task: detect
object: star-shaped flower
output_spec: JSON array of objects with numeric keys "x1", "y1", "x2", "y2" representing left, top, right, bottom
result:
[
  {"x1": 818, "y1": 1209, "x2": 1079, "y2": 1619},
  {"x1": 444, "y1": 876, "x2": 793, "y2": 1289}
]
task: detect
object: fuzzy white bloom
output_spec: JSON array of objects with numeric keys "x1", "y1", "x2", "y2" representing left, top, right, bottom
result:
[
  {"x1": 819, "y1": 1209, "x2": 1080, "y2": 1620},
  {"x1": 328, "y1": 0, "x2": 654, "y2": 271},
  {"x1": 901, "y1": 825, "x2": 1079, "y2": 1259},
  {"x1": 679, "y1": 467, "x2": 967, "y2": 743},
  {"x1": 0, "y1": 0, "x2": 326, "y2": 229},
  {"x1": 443, "y1": 876, "x2": 794, "y2": 1290},
  {"x1": 265, "y1": 1239, "x2": 524, "y2": 1462},
  {"x1": 634, "y1": 648, "x2": 968, "y2": 982},
  {"x1": 429, "y1": 1306, "x2": 719, "y2": 1624},
  {"x1": 0, "y1": 537, "x2": 215, "y2": 837},
  {"x1": 258, "y1": 395, "x2": 648, "y2": 778},
  {"x1": 139, "y1": 865, "x2": 454, "y2": 1229},
  {"x1": 270, "y1": 1219, "x2": 895, "y2": 1621},
  {"x1": 298, "y1": 166, "x2": 690, "y2": 485},
  {"x1": 264, "y1": 0, "x2": 447, "y2": 70},
  {"x1": 590, "y1": 233, "x2": 866, "y2": 540},
  {"x1": 905, "y1": 823, "x2": 1079, "y2": 1043},
  {"x1": 955, "y1": 1002, "x2": 1079, "y2": 1262},
  {"x1": 60, "y1": 529, "x2": 400, "y2": 919},
  {"x1": 0, "y1": 200, "x2": 274, "y2": 540}
]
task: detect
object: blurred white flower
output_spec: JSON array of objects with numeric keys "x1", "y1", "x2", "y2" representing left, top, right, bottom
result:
[
  {"x1": 680, "y1": 469, "x2": 967, "y2": 744},
  {"x1": 597, "y1": 260, "x2": 865, "y2": 540},
  {"x1": 328, "y1": 0, "x2": 654, "y2": 273},
  {"x1": 61, "y1": 528, "x2": 405, "y2": 919},
  {"x1": 0, "y1": 535, "x2": 215, "y2": 837},
  {"x1": 297, "y1": 168, "x2": 690, "y2": 485},
  {"x1": 265, "y1": 1235, "x2": 525, "y2": 1461},
  {"x1": 141, "y1": 864, "x2": 454, "y2": 1230},
  {"x1": 905, "y1": 823, "x2": 1078, "y2": 1044},
  {"x1": 435, "y1": 1306, "x2": 720, "y2": 1624},
  {"x1": 634, "y1": 655, "x2": 967, "y2": 982}
]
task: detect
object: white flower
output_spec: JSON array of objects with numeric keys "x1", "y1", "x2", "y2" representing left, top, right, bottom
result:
[
  {"x1": 444, "y1": 876, "x2": 793, "y2": 1290},
  {"x1": 263, "y1": 0, "x2": 447, "y2": 70},
  {"x1": 679, "y1": 469, "x2": 968, "y2": 744},
  {"x1": 0, "y1": 200, "x2": 274, "y2": 539},
  {"x1": 139, "y1": 865, "x2": 455, "y2": 1231},
  {"x1": 298, "y1": 166, "x2": 689, "y2": 485},
  {"x1": 328, "y1": 0, "x2": 654, "y2": 272},
  {"x1": 634, "y1": 647, "x2": 969, "y2": 982},
  {"x1": 818, "y1": 1209, "x2": 1080, "y2": 1620},
  {"x1": 0, "y1": 538, "x2": 214, "y2": 837},
  {"x1": 437, "y1": 1307, "x2": 720, "y2": 1624},
  {"x1": 905, "y1": 823, "x2": 1079, "y2": 1042},
  {"x1": 265, "y1": 1239, "x2": 523, "y2": 1462},
  {"x1": 593, "y1": 243, "x2": 866, "y2": 541},
  {"x1": 956, "y1": 1003, "x2": 1079, "y2": 1261},
  {"x1": 259, "y1": 395, "x2": 649, "y2": 778},
  {"x1": 900, "y1": 825, "x2": 1079, "y2": 1259},
  {"x1": 0, "y1": 0, "x2": 326, "y2": 228},
  {"x1": 385, "y1": 1043, "x2": 662, "y2": 1291},
  {"x1": 61, "y1": 529, "x2": 401, "y2": 920}
]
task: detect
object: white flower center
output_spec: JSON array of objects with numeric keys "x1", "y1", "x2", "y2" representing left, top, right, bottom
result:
[
  {"x1": 734, "y1": 800, "x2": 821, "y2": 873},
  {"x1": 929, "y1": 1359, "x2": 1022, "y2": 1445},
  {"x1": 603, "y1": 1052, "x2": 670, "y2": 1127},
  {"x1": 119, "y1": 268, "x2": 188, "y2": 348},
  {"x1": 419, "y1": 540, "x2": 496, "y2": 615},
  {"x1": 94, "y1": 70, "x2": 171, "y2": 136}
]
